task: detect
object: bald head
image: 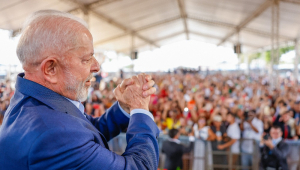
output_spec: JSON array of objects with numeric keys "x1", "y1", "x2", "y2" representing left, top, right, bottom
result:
[{"x1": 17, "y1": 10, "x2": 90, "y2": 68}]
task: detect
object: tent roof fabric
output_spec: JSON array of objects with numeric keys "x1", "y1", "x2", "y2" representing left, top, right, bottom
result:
[{"x1": 0, "y1": 0, "x2": 299, "y2": 54}]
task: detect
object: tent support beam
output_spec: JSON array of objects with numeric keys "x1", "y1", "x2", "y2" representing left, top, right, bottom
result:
[
  {"x1": 89, "y1": 10, "x2": 160, "y2": 48},
  {"x1": 189, "y1": 31, "x2": 260, "y2": 48},
  {"x1": 177, "y1": 0, "x2": 189, "y2": 40},
  {"x1": 118, "y1": 31, "x2": 185, "y2": 53},
  {"x1": 94, "y1": 16, "x2": 181, "y2": 45},
  {"x1": 63, "y1": 0, "x2": 160, "y2": 48},
  {"x1": 188, "y1": 16, "x2": 292, "y2": 40},
  {"x1": 217, "y1": 0, "x2": 273, "y2": 46},
  {"x1": 280, "y1": 0, "x2": 300, "y2": 5}
]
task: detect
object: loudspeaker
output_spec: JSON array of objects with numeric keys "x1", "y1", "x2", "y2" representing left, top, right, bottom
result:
[
  {"x1": 131, "y1": 51, "x2": 138, "y2": 60},
  {"x1": 234, "y1": 44, "x2": 241, "y2": 54}
]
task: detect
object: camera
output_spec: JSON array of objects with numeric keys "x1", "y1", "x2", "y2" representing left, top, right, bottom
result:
[
  {"x1": 244, "y1": 111, "x2": 249, "y2": 121},
  {"x1": 263, "y1": 134, "x2": 271, "y2": 140}
]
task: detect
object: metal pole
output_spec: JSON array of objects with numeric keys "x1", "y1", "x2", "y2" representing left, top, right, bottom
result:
[
  {"x1": 131, "y1": 35, "x2": 135, "y2": 74},
  {"x1": 246, "y1": 54, "x2": 250, "y2": 75},
  {"x1": 82, "y1": 5, "x2": 89, "y2": 29},
  {"x1": 295, "y1": 39, "x2": 299, "y2": 83},
  {"x1": 270, "y1": 0, "x2": 280, "y2": 89},
  {"x1": 275, "y1": 0, "x2": 280, "y2": 88}
]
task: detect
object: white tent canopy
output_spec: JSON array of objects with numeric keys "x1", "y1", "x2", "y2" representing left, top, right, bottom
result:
[{"x1": 0, "y1": 0, "x2": 300, "y2": 55}]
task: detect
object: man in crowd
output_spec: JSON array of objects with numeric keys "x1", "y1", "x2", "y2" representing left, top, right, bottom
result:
[
  {"x1": 0, "y1": 10, "x2": 158, "y2": 170},
  {"x1": 240, "y1": 110, "x2": 263, "y2": 169},
  {"x1": 260, "y1": 126, "x2": 289, "y2": 170},
  {"x1": 274, "y1": 110, "x2": 293, "y2": 139},
  {"x1": 162, "y1": 129, "x2": 194, "y2": 170},
  {"x1": 217, "y1": 113, "x2": 241, "y2": 166}
]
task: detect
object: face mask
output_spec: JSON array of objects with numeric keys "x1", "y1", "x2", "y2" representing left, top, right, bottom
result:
[{"x1": 272, "y1": 137, "x2": 282, "y2": 146}]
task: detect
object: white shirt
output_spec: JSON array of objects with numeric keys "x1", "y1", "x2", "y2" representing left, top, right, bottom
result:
[
  {"x1": 193, "y1": 125, "x2": 210, "y2": 140},
  {"x1": 227, "y1": 122, "x2": 241, "y2": 154},
  {"x1": 66, "y1": 98, "x2": 154, "y2": 121},
  {"x1": 242, "y1": 117, "x2": 263, "y2": 140},
  {"x1": 169, "y1": 138, "x2": 181, "y2": 144},
  {"x1": 242, "y1": 117, "x2": 263, "y2": 153}
]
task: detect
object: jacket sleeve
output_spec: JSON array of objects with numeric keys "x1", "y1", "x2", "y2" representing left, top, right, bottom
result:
[
  {"x1": 28, "y1": 112, "x2": 160, "y2": 170},
  {"x1": 271, "y1": 142, "x2": 289, "y2": 161},
  {"x1": 86, "y1": 102, "x2": 130, "y2": 141},
  {"x1": 182, "y1": 142, "x2": 194, "y2": 153}
]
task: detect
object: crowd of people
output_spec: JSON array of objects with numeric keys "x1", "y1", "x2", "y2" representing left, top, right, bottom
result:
[
  {"x1": 0, "y1": 70, "x2": 299, "y2": 169},
  {"x1": 82, "y1": 70, "x2": 300, "y2": 169}
]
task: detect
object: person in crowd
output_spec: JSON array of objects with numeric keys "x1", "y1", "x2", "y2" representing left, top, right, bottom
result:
[
  {"x1": 260, "y1": 125, "x2": 289, "y2": 170},
  {"x1": 210, "y1": 115, "x2": 227, "y2": 169},
  {"x1": 192, "y1": 116, "x2": 216, "y2": 141},
  {"x1": 274, "y1": 110, "x2": 294, "y2": 139},
  {"x1": 162, "y1": 101, "x2": 182, "y2": 130},
  {"x1": 162, "y1": 129, "x2": 194, "y2": 170},
  {"x1": 217, "y1": 113, "x2": 241, "y2": 166},
  {"x1": 262, "y1": 114, "x2": 273, "y2": 134},
  {"x1": 0, "y1": 10, "x2": 158, "y2": 170},
  {"x1": 240, "y1": 110, "x2": 263, "y2": 169}
]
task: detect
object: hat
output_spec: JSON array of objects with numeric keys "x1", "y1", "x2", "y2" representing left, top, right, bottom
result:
[{"x1": 213, "y1": 115, "x2": 222, "y2": 122}]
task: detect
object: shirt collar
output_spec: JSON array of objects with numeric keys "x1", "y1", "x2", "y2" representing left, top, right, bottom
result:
[
  {"x1": 65, "y1": 98, "x2": 85, "y2": 115},
  {"x1": 272, "y1": 137, "x2": 282, "y2": 146},
  {"x1": 169, "y1": 138, "x2": 181, "y2": 144}
]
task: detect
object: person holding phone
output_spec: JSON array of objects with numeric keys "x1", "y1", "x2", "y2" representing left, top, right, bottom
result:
[{"x1": 259, "y1": 125, "x2": 289, "y2": 170}]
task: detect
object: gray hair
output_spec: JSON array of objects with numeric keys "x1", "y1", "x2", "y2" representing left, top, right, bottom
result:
[{"x1": 16, "y1": 10, "x2": 88, "y2": 67}]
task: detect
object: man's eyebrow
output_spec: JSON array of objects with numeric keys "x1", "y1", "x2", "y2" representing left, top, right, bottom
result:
[{"x1": 82, "y1": 53, "x2": 94, "y2": 58}]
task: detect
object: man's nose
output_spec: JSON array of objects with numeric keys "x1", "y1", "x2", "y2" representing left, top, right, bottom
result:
[{"x1": 91, "y1": 56, "x2": 100, "y2": 73}]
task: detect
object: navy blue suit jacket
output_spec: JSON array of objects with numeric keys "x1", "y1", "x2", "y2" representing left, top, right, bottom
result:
[{"x1": 0, "y1": 73, "x2": 159, "y2": 170}]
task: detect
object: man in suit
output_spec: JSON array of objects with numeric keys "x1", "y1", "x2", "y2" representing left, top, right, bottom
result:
[
  {"x1": 260, "y1": 125, "x2": 289, "y2": 170},
  {"x1": 162, "y1": 129, "x2": 194, "y2": 170},
  {"x1": 0, "y1": 10, "x2": 159, "y2": 170}
]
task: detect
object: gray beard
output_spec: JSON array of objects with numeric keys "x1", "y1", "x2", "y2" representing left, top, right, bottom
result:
[{"x1": 65, "y1": 70, "x2": 91, "y2": 102}]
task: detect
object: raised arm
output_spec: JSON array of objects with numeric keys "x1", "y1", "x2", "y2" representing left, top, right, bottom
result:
[
  {"x1": 87, "y1": 75, "x2": 156, "y2": 141},
  {"x1": 29, "y1": 74, "x2": 160, "y2": 170}
]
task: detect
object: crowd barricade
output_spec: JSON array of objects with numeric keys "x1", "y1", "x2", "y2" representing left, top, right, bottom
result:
[{"x1": 108, "y1": 133, "x2": 300, "y2": 170}]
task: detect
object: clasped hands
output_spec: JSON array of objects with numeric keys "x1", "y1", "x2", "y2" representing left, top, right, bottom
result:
[{"x1": 113, "y1": 74, "x2": 156, "y2": 113}]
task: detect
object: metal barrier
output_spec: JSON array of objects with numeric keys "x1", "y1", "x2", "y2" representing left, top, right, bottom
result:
[{"x1": 108, "y1": 133, "x2": 300, "y2": 170}]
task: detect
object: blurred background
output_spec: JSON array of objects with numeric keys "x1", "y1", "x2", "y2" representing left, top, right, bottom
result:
[{"x1": 1, "y1": 0, "x2": 300, "y2": 170}]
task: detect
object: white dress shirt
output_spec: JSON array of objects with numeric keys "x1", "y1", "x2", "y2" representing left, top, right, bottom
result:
[{"x1": 66, "y1": 98, "x2": 154, "y2": 121}]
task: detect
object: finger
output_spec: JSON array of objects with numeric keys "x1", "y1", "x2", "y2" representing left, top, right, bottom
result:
[
  {"x1": 137, "y1": 73, "x2": 145, "y2": 85},
  {"x1": 145, "y1": 74, "x2": 152, "y2": 82},
  {"x1": 135, "y1": 75, "x2": 144, "y2": 87},
  {"x1": 143, "y1": 80, "x2": 155, "y2": 90},
  {"x1": 143, "y1": 87, "x2": 156, "y2": 97},
  {"x1": 113, "y1": 85, "x2": 122, "y2": 100},
  {"x1": 132, "y1": 76, "x2": 141, "y2": 87},
  {"x1": 120, "y1": 78, "x2": 133, "y2": 93},
  {"x1": 141, "y1": 73, "x2": 147, "y2": 84}
]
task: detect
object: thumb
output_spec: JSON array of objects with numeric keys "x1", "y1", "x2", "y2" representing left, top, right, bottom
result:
[{"x1": 113, "y1": 85, "x2": 122, "y2": 100}]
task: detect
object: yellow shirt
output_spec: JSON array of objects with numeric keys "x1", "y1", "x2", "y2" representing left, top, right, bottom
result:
[{"x1": 165, "y1": 118, "x2": 181, "y2": 129}]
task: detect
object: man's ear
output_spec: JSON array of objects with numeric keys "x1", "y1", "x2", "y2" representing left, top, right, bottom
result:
[{"x1": 40, "y1": 57, "x2": 59, "y2": 84}]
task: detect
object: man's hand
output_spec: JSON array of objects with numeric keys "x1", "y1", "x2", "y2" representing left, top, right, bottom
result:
[
  {"x1": 114, "y1": 74, "x2": 156, "y2": 113},
  {"x1": 264, "y1": 139, "x2": 274, "y2": 149}
]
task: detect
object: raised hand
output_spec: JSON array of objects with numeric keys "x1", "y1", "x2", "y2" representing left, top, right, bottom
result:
[{"x1": 114, "y1": 74, "x2": 156, "y2": 113}]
